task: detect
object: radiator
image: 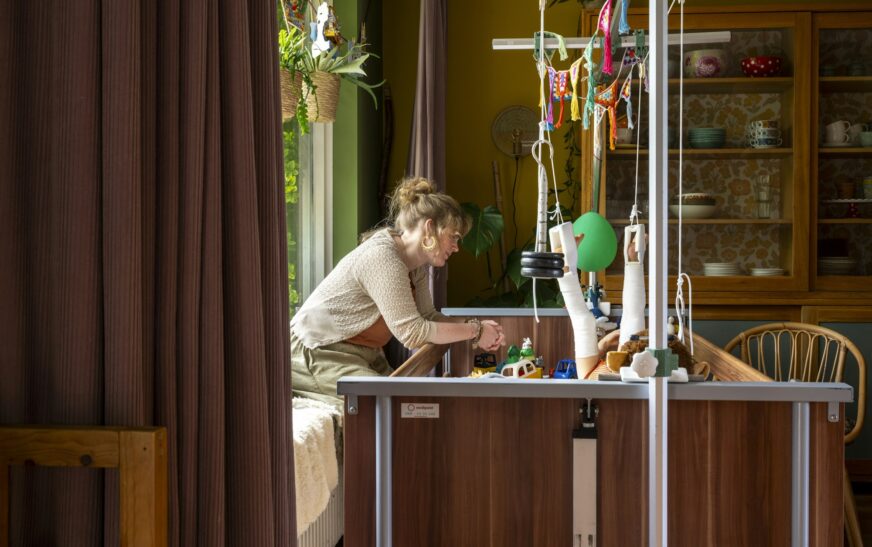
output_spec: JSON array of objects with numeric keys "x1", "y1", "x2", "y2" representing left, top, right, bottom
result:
[{"x1": 298, "y1": 477, "x2": 344, "y2": 547}]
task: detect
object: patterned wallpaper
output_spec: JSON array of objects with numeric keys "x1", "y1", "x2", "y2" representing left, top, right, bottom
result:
[{"x1": 819, "y1": 29, "x2": 872, "y2": 75}]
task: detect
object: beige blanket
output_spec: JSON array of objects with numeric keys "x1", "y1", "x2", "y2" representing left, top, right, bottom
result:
[{"x1": 292, "y1": 397, "x2": 342, "y2": 536}]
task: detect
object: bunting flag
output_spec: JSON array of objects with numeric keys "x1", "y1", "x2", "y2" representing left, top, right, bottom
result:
[
  {"x1": 618, "y1": 0, "x2": 631, "y2": 35},
  {"x1": 597, "y1": 0, "x2": 614, "y2": 74},
  {"x1": 582, "y1": 38, "x2": 597, "y2": 129},
  {"x1": 621, "y1": 74, "x2": 634, "y2": 129},
  {"x1": 569, "y1": 57, "x2": 583, "y2": 122},
  {"x1": 594, "y1": 78, "x2": 620, "y2": 150},
  {"x1": 551, "y1": 68, "x2": 572, "y2": 129}
]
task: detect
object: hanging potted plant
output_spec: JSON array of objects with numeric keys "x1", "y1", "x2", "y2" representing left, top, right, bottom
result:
[
  {"x1": 280, "y1": 1, "x2": 380, "y2": 123},
  {"x1": 278, "y1": 25, "x2": 310, "y2": 122}
]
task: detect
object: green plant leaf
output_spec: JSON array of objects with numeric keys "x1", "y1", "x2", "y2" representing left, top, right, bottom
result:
[{"x1": 461, "y1": 203, "x2": 504, "y2": 258}]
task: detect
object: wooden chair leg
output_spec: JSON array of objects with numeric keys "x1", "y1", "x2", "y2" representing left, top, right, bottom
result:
[
  {"x1": 119, "y1": 430, "x2": 167, "y2": 547},
  {"x1": 845, "y1": 468, "x2": 864, "y2": 547}
]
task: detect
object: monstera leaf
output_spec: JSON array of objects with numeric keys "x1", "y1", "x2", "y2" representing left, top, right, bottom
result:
[{"x1": 461, "y1": 203, "x2": 504, "y2": 258}]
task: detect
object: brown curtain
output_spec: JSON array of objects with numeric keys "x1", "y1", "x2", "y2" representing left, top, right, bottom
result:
[
  {"x1": 406, "y1": 0, "x2": 448, "y2": 308},
  {"x1": 0, "y1": 0, "x2": 295, "y2": 545}
]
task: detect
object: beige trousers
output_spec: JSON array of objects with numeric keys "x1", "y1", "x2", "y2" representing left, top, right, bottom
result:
[{"x1": 291, "y1": 332, "x2": 392, "y2": 410}]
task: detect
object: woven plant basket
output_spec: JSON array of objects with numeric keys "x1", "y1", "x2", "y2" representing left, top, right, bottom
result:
[
  {"x1": 304, "y1": 71, "x2": 341, "y2": 123},
  {"x1": 280, "y1": 68, "x2": 303, "y2": 121}
]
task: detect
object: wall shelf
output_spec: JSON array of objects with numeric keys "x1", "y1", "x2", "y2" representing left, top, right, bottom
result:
[
  {"x1": 606, "y1": 147, "x2": 793, "y2": 160},
  {"x1": 608, "y1": 218, "x2": 794, "y2": 225},
  {"x1": 629, "y1": 77, "x2": 794, "y2": 94},
  {"x1": 819, "y1": 76, "x2": 872, "y2": 93}
]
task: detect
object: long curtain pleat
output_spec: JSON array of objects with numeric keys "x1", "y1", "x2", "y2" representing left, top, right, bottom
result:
[
  {"x1": 406, "y1": 0, "x2": 447, "y2": 307},
  {"x1": 0, "y1": 0, "x2": 295, "y2": 545}
]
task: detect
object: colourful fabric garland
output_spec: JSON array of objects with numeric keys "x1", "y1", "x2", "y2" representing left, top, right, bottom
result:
[
  {"x1": 582, "y1": 37, "x2": 597, "y2": 129},
  {"x1": 569, "y1": 57, "x2": 583, "y2": 122},
  {"x1": 594, "y1": 78, "x2": 620, "y2": 150},
  {"x1": 618, "y1": 0, "x2": 631, "y2": 35},
  {"x1": 597, "y1": 0, "x2": 614, "y2": 74}
]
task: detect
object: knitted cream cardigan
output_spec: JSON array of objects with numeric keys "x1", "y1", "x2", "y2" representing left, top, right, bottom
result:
[{"x1": 291, "y1": 229, "x2": 446, "y2": 350}]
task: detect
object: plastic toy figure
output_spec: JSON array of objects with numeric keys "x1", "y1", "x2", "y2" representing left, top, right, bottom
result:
[
  {"x1": 473, "y1": 353, "x2": 497, "y2": 375},
  {"x1": 520, "y1": 337, "x2": 535, "y2": 359},
  {"x1": 552, "y1": 359, "x2": 578, "y2": 379}
]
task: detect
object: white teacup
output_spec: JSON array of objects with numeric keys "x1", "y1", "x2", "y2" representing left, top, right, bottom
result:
[
  {"x1": 849, "y1": 124, "x2": 864, "y2": 144},
  {"x1": 752, "y1": 127, "x2": 781, "y2": 138},
  {"x1": 825, "y1": 120, "x2": 852, "y2": 144},
  {"x1": 751, "y1": 119, "x2": 779, "y2": 130}
]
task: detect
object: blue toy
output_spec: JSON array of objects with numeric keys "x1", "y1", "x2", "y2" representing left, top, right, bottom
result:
[{"x1": 552, "y1": 359, "x2": 578, "y2": 379}]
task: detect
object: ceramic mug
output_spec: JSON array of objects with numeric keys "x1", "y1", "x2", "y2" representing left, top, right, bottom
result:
[
  {"x1": 860, "y1": 132, "x2": 872, "y2": 148},
  {"x1": 751, "y1": 119, "x2": 779, "y2": 130},
  {"x1": 849, "y1": 124, "x2": 864, "y2": 144},
  {"x1": 752, "y1": 127, "x2": 781, "y2": 138},
  {"x1": 864, "y1": 176, "x2": 872, "y2": 199},
  {"x1": 825, "y1": 120, "x2": 852, "y2": 144},
  {"x1": 750, "y1": 136, "x2": 782, "y2": 148}
]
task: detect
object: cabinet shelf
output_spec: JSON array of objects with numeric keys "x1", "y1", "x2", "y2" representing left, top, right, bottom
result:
[
  {"x1": 818, "y1": 147, "x2": 872, "y2": 157},
  {"x1": 606, "y1": 147, "x2": 793, "y2": 160},
  {"x1": 818, "y1": 218, "x2": 872, "y2": 224},
  {"x1": 629, "y1": 77, "x2": 794, "y2": 94},
  {"x1": 607, "y1": 218, "x2": 792, "y2": 225},
  {"x1": 819, "y1": 76, "x2": 872, "y2": 93}
]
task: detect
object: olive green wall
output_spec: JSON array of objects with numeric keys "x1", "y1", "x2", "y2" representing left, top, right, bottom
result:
[
  {"x1": 383, "y1": 0, "x2": 583, "y2": 306},
  {"x1": 332, "y1": 0, "x2": 383, "y2": 263}
]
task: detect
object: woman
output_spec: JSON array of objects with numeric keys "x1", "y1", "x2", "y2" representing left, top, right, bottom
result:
[{"x1": 291, "y1": 177, "x2": 505, "y2": 408}]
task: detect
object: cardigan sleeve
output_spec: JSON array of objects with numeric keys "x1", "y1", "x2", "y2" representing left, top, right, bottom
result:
[{"x1": 353, "y1": 244, "x2": 434, "y2": 348}]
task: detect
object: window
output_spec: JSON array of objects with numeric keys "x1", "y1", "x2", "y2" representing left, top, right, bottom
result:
[{"x1": 286, "y1": 120, "x2": 334, "y2": 317}]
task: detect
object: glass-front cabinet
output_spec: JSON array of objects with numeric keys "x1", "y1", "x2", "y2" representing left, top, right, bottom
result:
[
  {"x1": 582, "y1": 11, "x2": 810, "y2": 296},
  {"x1": 813, "y1": 13, "x2": 872, "y2": 291}
]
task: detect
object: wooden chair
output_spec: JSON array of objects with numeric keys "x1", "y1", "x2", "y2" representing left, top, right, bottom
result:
[
  {"x1": 724, "y1": 322, "x2": 867, "y2": 547},
  {"x1": 0, "y1": 425, "x2": 167, "y2": 547},
  {"x1": 389, "y1": 343, "x2": 449, "y2": 378}
]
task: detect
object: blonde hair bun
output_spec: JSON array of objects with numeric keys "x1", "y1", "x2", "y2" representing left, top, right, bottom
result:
[
  {"x1": 393, "y1": 177, "x2": 436, "y2": 209},
  {"x1": 387, "y1": 177, "x2": 471, "y2": 237}
]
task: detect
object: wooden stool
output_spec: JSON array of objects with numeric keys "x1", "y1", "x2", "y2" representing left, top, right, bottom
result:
[{"x1": 0, "y1": 425, "x2": 167, "y2": 547}]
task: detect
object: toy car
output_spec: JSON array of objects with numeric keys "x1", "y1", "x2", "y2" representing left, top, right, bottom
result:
[
  {"x1": 473, "y1": 353, "x2": 497, "y2": 375},
  {"x1": 551, "y1": 359, "x2": 577, "y2": 379},
  {"x1": 500, "y1": 359, "x2": 542, "y2": 379}
]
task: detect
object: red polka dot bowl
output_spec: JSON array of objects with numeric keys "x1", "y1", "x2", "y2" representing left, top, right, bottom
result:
[{"x1": 741, "y1": 56, "x2": 783, "y2": 77}]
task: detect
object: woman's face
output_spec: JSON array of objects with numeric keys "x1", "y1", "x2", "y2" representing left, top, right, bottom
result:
[{"x1": 429, "y1": 227, "x2": 462, "y2": 267}]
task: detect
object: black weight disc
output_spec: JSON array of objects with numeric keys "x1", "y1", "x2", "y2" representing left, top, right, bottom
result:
[
  {"x1": 521, "y1": 251, "x2": 564, "y2": 260},
  {"x1": 520, "y1": 256, "x2": 565, "y2": 269},
  {"x1": 520, "y1": 266, "x2": 564, "y2": 278}
]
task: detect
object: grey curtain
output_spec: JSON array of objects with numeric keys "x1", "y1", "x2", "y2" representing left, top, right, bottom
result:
[
  {"x1": 406, "y1": 0, "x2": 448, "y2": 307},
  {"x1": 0, "y1": 0, "x2": 295, "y2": 545}
]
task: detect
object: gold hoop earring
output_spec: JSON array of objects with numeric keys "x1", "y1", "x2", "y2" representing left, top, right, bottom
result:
[{"x1": 421, "y1": 235, "x2": 437, "y2": 252}]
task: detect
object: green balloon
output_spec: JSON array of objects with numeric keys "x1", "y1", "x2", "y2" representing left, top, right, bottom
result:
[{"x1": 572, "y1": 212, "x2": 618, "y2": 272}]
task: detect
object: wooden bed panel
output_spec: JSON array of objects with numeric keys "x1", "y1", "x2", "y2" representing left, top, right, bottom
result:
[
  {"x1": 809, "y1": 402, "x2": 845, "y2": 546},
  {"x1": 668, "y1": 400, "x2": 711, "y2": 546},
  {"x1": 344, "y1": 397, "x2": 843, "y2": 546},
  {"x1": 708, "y1": 401, "x2": 792, "y2": 547},
  {"x1": 343, "y1": 395, "x2": 376, "y2": 547},
  {"x1": 446, "y1": 315, "x2": 575, "y2": 377},
  {"x1": 597, "y1": 398, "x2": 647, "y2": 546},
  {"x1": 392, "y1": 396, "x2": 492, "y2": 546}
]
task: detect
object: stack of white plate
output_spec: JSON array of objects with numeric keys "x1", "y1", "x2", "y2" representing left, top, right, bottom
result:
[
  {"x1": 703, "y1": 262, "x2": 742, "y2": 276},
  {"x1": 751, "y1": 267, "x2": 786, "y2": 276},
  {"x1": 818, "y1": 257, "x2": 858, "y2": 275}
]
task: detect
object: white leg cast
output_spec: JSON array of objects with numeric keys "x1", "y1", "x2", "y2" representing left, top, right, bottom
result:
[{"x1": 549, "y1": 223, "x2": 599, "y2": 377}]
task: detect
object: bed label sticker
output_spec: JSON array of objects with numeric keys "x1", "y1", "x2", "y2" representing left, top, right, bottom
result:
[{"x1": 401, "y1": 403, "x2": 439, "y2": 418}]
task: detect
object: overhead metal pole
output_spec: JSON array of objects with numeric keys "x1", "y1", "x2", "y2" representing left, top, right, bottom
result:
[{"x1": 648, "y1": 0, "x2": 670, "y2": 545}]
